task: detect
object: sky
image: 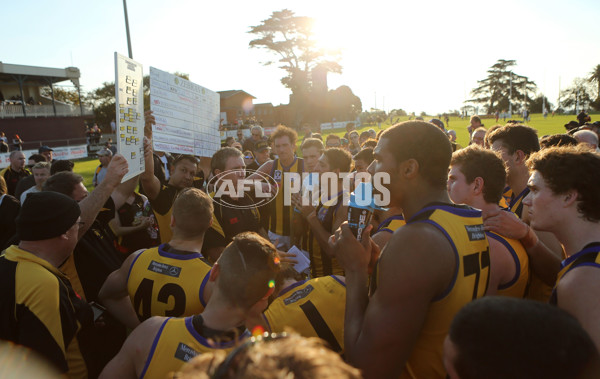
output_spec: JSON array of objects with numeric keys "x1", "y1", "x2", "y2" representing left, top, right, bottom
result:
[{"x1": 3, "y1": 0, "x2": 600, "y2": 116}]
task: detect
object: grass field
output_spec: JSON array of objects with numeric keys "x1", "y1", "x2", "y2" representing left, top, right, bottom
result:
[{"x1": 74, "y1": 113, "x2": 575, "y2": 190}]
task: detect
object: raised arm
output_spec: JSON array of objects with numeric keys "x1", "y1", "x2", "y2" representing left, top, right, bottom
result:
[
  {"x1": 140, "y1": 111, "x2": 161, "y2": 200},
  {"x1": 78, "y1": 154, "x2": 128, "y2": 239}
]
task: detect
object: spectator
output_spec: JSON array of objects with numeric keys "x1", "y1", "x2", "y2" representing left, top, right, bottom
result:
[
  {"x1": 105, "y1": 138, "x2": 117, "y2": 155},
  {"x1": 14, "y1": 154, "x2": 46, "y2": 201},
  {"x1": 353, "y1": 147, "x2": 374, "y2": 173},
  {"x1": 470, "y1": 127, "x2": 487, "y2": 147},
  {"x1": 20, "y1": 162, "x2": 51, "y2": 204},
  {"x1": 0, "y1": 151, "x2": 30, "y2": 196},
  {"x1": 325, "y1": 134, "x2": 341, "y2": 148},
  {"x1": 12, "y1": 134, "x2": 23, "y2": 151},
  {"x1": 243, "y1": 150, "x2": 255, "y2": 167},
  {"x1": 225, "y1": 136, "x2": 236, "y2": 147},
  {"x1": 93, "y1": 148, "x2": 113, "y2": 187},
  {"x1": 359, "y1": 131, "x2": 371, "y2": 146},
  {"x1": 347, "y1": 131, "x2": 361, "y2": 155},
  {"x1": 247, "y1": 140, "x2": 271, "y2": 172},
  {"x1": 244, "y1": 125, "x2": 267, "y2": 152},
  {"x1": 38, "y1": 145, "x2": 54, "y2": 162},
  {"x1": 50, "y1": 159, "x2": 74, "y2": 175},
  {"x1": 0, "y1": 176, "x2": 20, "y2": 250},
  {"x1": 539, "y1": 134, "x2": 578, "y2": 149},
  {"x1": 577, "y1": 109, "x2": 590, "y2": 126},
  {"x1": 467, "y1": 115, "x2": 483, "y2": 134},
  {"x1": 0, "y1": 132, "x2": 8, "y2": 152},
  {"x1": 573, "y1": 130, "x2": 600, "y2": 151}
]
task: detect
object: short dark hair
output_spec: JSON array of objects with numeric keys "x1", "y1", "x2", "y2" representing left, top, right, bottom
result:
[
  {"x1": 449, "y1": 297, "x2": 599, "y2": 379},
  {"x1": 488, "y1": 125, "x2": 540, "y2": 156},
  {"x1": 172, "y1": 188, "x2": 213, "y2": 238},
  {"x1": 172, "y1": 155, "x2": 198, "y2": 169},
  {"x1": 361, "y1": 139, "x2": 378, "y2": 149},
  {"x1": 323, "y1": 148, "x2": 352, "y2": 172},
  {"x1": 50, "y1": 160, "x2": 74, "y2": 175},
  {"x1": 43, "y1": 171, "x2": 84, "y2": 197},
  {"x1": 211, "y1": 147, "x2": 243, "y2": 175},
  {"x1": 300, "y1": 138, "x2": 325, "y2": 154},
  {"x1": 326, "y1": 134, "x2": 341, "y2": 142},
  {"x1": 28, "y1": 154, "x2": 46, "y2": 163},
  {"x1": 451, "y1": 146, "x2": 506, "y2": 204},
  {"x1": 353, "y1": 148, "x2": 374, "y2": 165},
  {"x1": 539, "y1": 134, "x2": 578, "y2": 149},
  {"x1": 381, "y1": 121, "x2": 452, "y2": 188},
  {"x1": 484, "y1": 125, "x2": 503, "y2": 149},
  {"x1": 271, "y1": 125, "x2": 298, "y2": 145},
  {"x1": 527, "y1": 146, "x2": 600, "y2": 222},
  {"x1": 217, "y1": 232, "x2": 280, "y2": 309}
]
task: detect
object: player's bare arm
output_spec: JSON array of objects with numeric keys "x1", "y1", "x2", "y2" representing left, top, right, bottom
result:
[{"x1": 332, "y1": 222, "x2": 454, "y2": 378}]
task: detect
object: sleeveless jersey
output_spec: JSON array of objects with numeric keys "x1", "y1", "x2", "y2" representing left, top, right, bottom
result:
[
  {"x1": 486, "y1": 231, "x2": 529, "y2": 298},
  {"x1": 500, "y1": 186, "x2": 512, "y2": 208},
  {"x1": 550, "y1": 242, "x2": 600, "y2": 305},
  {"x1": 370, "y1": 203, "x2": 490, "y2": 379},
  {"x1": 149, "y1": 185, "x2": 180, "y2": 243},
  {"x1": 375, "y1": 214, "x2": 406, "y2": 234},
  {"x1": 263, "y1": 276, "x2": 346, "y2": 353},
  {"x1": 307, "y1": 191, "x2": 345, "y2": 277},
  {"x1": 127, "y1": 244, "x2": 212, "y2": 322},
  {"x1": 508, "y1": 188, "x2": 529, "y2": 219},
  {"x1": 139, "y1": 316, "x2": 249, "y2": 379},
  {"x1": 269, "y1": 157, "x2": 304, "y2": 236}
]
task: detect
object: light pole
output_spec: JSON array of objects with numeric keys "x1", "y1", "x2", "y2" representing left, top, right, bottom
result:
[{"x1": 123, "y1": 0, "x2": 133, "y2": 59}]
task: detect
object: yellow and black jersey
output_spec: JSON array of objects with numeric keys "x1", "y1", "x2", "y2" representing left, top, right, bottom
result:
[
  {"x1": 139, "y1": 316, "x2": 249, "y2": 379},
  {"x1": 127, "y1": 244, "x2": 212, "y2": 322},
  {"x1": 263, "y1": 276, "x2": 345, "y2": 353},
  {"x1": 508, "y1": 188, "x2": 529, "y2": 219},
  {"x1": 307, "y1": 191, "x2": 345, "y2": 278},
  {"x1": 0, "y1": 166, "x2": 30, "y2": 196},
  {"x1": 149, "y1": 184, "x2": 180, "y2": 243},
  {"x1": 370, "y1": 203, "x2": 490, "y2": 379},
  {"x1": 550, "y1": 242, "x2": 600, "y2": 305},
  {"x1": 500, "y1": 185, "x2": 512, "y2": 208},
  {"x1": 202, "y1": 192, "x2": 262, "y2": 254},
  {"x1": 486, "y1": 231, "x2": 529, "y2": 298},
  {"x1": 0, "y1": 246, "x2": 93, "y2": 378},
  {"x1": 269, "y1": 157, "x2": 304, "y2": 236},
  {"x1": 374, "y1": 214, "x2": 406, "y2": 234}
]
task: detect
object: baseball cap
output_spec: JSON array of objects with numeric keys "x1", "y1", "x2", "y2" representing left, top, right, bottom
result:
[
  {"x1": 253, "y1": 140, "x2": 270, "y2": 152},
  {"x1": 564, "y1": 121, "x2": 580, "y2": 130},
  {"x1": 97, "y1": 148, "x2": 112, "y2": 156},
  {"x1": 429, "y1": 119, "x2": 445, "y2": 131},
  {"x1": 38, "y1": 145, "x2": 54, "y2": 153}
]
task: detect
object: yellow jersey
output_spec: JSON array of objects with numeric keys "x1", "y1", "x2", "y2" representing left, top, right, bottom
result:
[
  {"x1": 269, "y1": 157, "x2": 304, "y2": 236},
  {"x1": 486, "y1": 231, "x2": 530, "y2": 298},
  {"x1": 307, "y1": 191, "x2": 345, "y2": 277},
  {"x1": 508, "y1": 188, "x2": 529, "y2": 219},
  {"x1": 263, "y1": 276, "x2": 345, "y2": 353},
  {"x1": 127, "y1": 244, "x2": 212, "y2": 321},
  {"x1": 139, "y1": 316, "x2": 249, "y2": 379},
  {"x1": 371, "y1": 203, "x2": 490, "y2": 379},
  {"x1": 375, "y1": 214, "x2": 406, "y2": 234},
  {"x1": 149, "y1": 185, "x2": 180, "y2": 243},
  {"x1": 550, "y1": 242, "x2": 600, "y2": 305},
  {"x1": 500, "y1": 185, "x2": 512, "y2": 208}
]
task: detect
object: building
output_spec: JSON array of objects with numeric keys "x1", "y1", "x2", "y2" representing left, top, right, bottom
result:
[{"x1": 0, "y1": 62, "x2": 93, "y2": 150}]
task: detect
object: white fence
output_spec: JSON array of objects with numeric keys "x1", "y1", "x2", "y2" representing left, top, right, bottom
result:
[
  {"x1": 0, "y1": 144, "x2": 88, "y2": 168},
  {"x1": 0, "y1": 104, "x2": 94, "y2": 118}
]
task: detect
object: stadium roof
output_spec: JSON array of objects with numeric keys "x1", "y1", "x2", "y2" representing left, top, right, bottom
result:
[{"x1": 0, "y1": 62, "x2": 81, "y2": 86}]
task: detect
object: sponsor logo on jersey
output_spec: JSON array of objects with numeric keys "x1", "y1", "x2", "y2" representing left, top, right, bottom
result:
[
  {"x1": 148, "y1": 260, "x2": 182, "y2": 277},
  {"x1": 174, "y1": 342, "x2": 198, "y2": 362},
  {"x1": 284, "y1": 284, "x2": 314, "y2": 305},
  {"x1": 465, "y1": 224, "x2": 486, "y2": 241}
]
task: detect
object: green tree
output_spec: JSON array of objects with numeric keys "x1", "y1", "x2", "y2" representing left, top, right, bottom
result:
[
  {"x1": 469, "y1": 59, "x2": 537, "y2": 113},
  {"x1": 323, "y1": 85, "x2": 362, "y2": 122},
  {"x1": 588, "y1": 64, "x2": 600, "y2": 110},
  {"x1": 248, "y1": 9, "x2": 342, "y2": 127},
  {"x1": 40, "y1": 86, "x2": 81, "y2": 105},
  {"x1": 559, "y1": 78, "x2": 595, "y2": 113},
  {"x1": 529, "y1": 94, "x2": 553, "y2": 113},
  {"x1": 86, "y1": 72, "x2": 189, "y2": 129}
]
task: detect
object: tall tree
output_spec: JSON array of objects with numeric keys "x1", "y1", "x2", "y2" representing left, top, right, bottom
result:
[
  {"x1": 559, "y1": 77, "x2": 595, "y2": 113},
  {"x1": 588, "y1": 64, "x2": 600, "y2": 110},
  {"x1": 469, "y1": 59, "x2": 537, "y2": 113},
  {"x1": 248, "y1": 9, "x2": 342, "y2": 126},
  {"x1": 529, "y1": 94, "x2": 553, "y2": 113},
  {"x1": 40, "y1": 86, "x2": 81, "y2": 105}
]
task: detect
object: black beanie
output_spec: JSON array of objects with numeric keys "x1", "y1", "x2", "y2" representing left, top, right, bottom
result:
[{"x1": 16, "y1": 192, "x2": 81, "y2": 241}]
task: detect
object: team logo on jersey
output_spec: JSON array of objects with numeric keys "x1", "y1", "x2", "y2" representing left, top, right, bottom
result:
[
  {"x1": 273, "y1": 170, "x2": 282, "y2": 181},
  {"x1": 284, "y1": 284, "x2": 314, "y2": 305},
  {"x1": 148, "y1": 260, "x2": 182, "y2": 278},
  {"x1": 465, "y1": 224, "x2": 486, "y2": 241},
  {"x1": 174, "y1": 342, "x2": 198, "y2": 362}
]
